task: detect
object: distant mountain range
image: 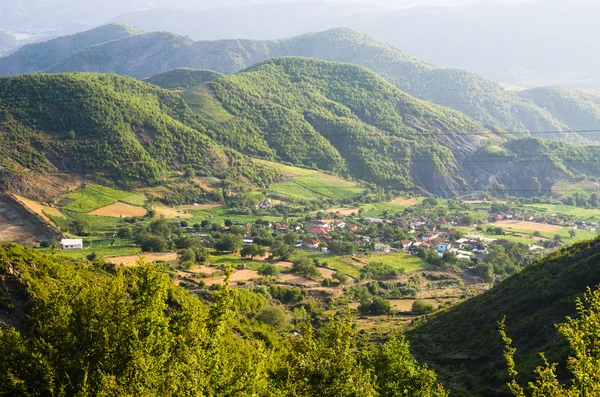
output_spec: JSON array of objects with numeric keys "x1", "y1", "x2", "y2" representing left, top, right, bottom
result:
[
  {"x1": 106, "y1": 0, "x2": 600, "y2": 89},
  {"x1": 2, "y1": 24, "x2": 594, "y2": 138}
]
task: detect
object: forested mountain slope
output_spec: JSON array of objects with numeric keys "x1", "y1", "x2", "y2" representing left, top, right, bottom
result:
[
  {"x1": 0, "y1": 25, "x2": 570, "y2": 136},
  {"x1": 0, "y1": 24, "x2": 141, "y2": 77},
  {"x1": 407, "y1": 237, "x2": 600, "y2": 396},
  {"x1": 191, "y1": 57, "x2": 500, "y2": 194},
  {"x1": 144, "y1": 68, "x2": 222, "y2": 89},
  {"x1": 0, "y1": 73, "x2": 276, "y2": 199},
  {"x1": 519, "y1": 86, "x2": 600, "y2": 141},
  {"x1": 3, "y1": 64, "x2": 600, "y2": 199}
]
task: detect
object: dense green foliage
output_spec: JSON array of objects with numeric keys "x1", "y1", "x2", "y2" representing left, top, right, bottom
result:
[
  {"x1": 407, "y1": 236, "x2": 600, "y2": 396},
  {"x1": 145, "y1": 68, "x2": 223, "y2": 89},
  {"x1": 0, "y1": 243, "x2": 448, "y2": 396},
  {"x1": 0, "y1": 73, "x2": 278, "y2": 192},
  {"x1": 520, "y1": 86, "x2": 600, "y2": 141},
  {"x1": 202, "y1": 57, "x2": 495, "y2": 190},
  {"x1": 501, "y1": 287, "x2": 600, "y2": 396}
]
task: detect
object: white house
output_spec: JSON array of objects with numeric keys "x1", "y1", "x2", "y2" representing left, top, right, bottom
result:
[{"x1": 60, "y1": 239, "x2": 83, "y2": 250}]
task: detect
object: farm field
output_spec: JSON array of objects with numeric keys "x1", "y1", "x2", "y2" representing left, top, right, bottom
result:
[
  {"x1": 90, "y1": 202, "x2": 147, "y2": 217},
  {"x1": 366, "y1": 253, "x2": 432, "y2": 273},
  {"x1": 107, "y1": 252, "x2": 178, "y2": 266},
  {"x1": 62, "y1": 184, "x2": 146, "y2": 213},
  {"x1": 389, "y1": 197, "x2": 420, "y2": 206},
  {"x1": 494, "y1": 220, "x2": 563, "y2": 233},
  {"x1": 255, "y1": 159, "x2": 363, "y2": 201},
  {"x1": 153, "y1": 205, "x2": 194, "y2": 219},
  {"x1": 13, "y1": 194, "x2": 63, "y2": 223},
  {"x1": 522, "y1": 203, "x2": 600, "y2": 220}
]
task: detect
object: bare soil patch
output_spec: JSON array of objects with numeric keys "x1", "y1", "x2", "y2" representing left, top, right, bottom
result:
[
  {"x1": 495, "y1": 220, "x2": 562, "y2": 233},
  {"x1": 107, "y1": 252, "x2": 178, "y2": 266},
  {"x1": 318, "y1": 267, "x2": 337, "y2": 279},
  {"x1": 90, "y1": 202, "x2": 147, "y2": 217},
  {"x1": 327, "y1": 207, "x2": 360, "y2": 215},
  {"x1": 389, "y1": 197, "x2": 420, "y2": 206},
  {"x1": 153, "y1": 205, "x2": 194, "y2": 219},
  {"x1": 277, "y1": 273, "x2": 320, "y2": 287},
  {"x1": 13, "y1": 195, "x2": 63, "y2": 224}
]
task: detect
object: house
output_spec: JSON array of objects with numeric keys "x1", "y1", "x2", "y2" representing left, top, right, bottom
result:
[
  {"x1": 303, "y1": 239, "x2": 320, "y2": 249},
  {"x1": 311, "y1": 221, "x2": 331, "y2": 229},
  {"x1": 60, "y1": 239, "x2": 83, "y2": 250},
  {"x1": 399, "y1": 239, "x2": 413, "y2": 250},
  {"x1": 258, "y1": 199, "x2": 272, "y2": 210},
  {"x1": 374, "y1": 243, "x2": 391, "y2": 253},
  {"x1": 332, "y1": 221, "x2": 346, "y2": 229},
  {"x1": 422, "y1": 233, "x2": 439, "y2": 242},
  {"x1": 488, "y1": 214, "x2": 504, "y2": 222},
  {"x1": 437, "y1": 244, "x2": 450, "y2": 253},
  {"x1": 307, "y1": 226, "x2": 329, "y2": 235},
  {"x1": 243, "y1": 238, "x2": 254, "y2": 245}
]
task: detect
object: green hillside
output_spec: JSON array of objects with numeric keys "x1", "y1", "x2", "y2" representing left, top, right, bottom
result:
[
  {"x1": 520, "y1": 86, "x2": 600, "y2": 141},
  {"x1": 3, "y1": 24, "x2": 571, "y2": 135},
  {"x1": 407, "y1": 237, "x2": 600, "y2": 396},
  {"x1": 194, "y1": 57, "x2": 498, "y2": 192},
  {"x1": 0, "y1": 24, "x2": 141, "y2": 76},
  {"x1": 144, "y1": 68, "x2": 223, "y2": 89},
  {"x1": 0, "y1": 73, "x2": 277, "y2": 196}
]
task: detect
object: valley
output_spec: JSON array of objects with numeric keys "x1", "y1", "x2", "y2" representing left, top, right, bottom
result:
[{"x1": 2, "y1": 10, "x2": 600, "y2": 397}]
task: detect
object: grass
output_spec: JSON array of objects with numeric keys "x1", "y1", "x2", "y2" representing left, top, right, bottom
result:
[
  {"x1": 181, "y1": 85, "x2": 233, "y2": 123},
  {"x1": 188, "y1": 207, "x2": 284, "y2": 225},
  {"x1": 209, "y1": 252, "x2": 266, "y2": 271},
  {"x1": 359, "y1": 202, "x2": 408, "y2": 218},
  {"x1": 366, "y1": 252, "x2": 431, "y2": 273},
  {"x1": 291, "y1": 251, "x2": 362, "y2": 279},
  {"x1": 62, "y1": 184, "x2": 146, "y2": 213},
  {"x1": 521, "y1": 203, "x2": 600, "y2": 221},
  {"x1": 256, "y1": 159, "x2": 363, "y2": 201},
  {"x1": 65, "y1": 210, "x2": 129, "y2": 232}
]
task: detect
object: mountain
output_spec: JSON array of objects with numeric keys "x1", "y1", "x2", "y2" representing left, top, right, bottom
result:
[
  {"x1": 0, "y1": 32, "x2": 18, "y2": 56},
  {"x1": 144, "y1": 68, "x2": 222, "y2": 89},
  {"x1": 187, "y1": 57, "x2": 500, "y2": 194},
  {"x1": 1, "y1": 26, "x2": 570, "y2": 135},
  {"x1": 407, "y1": 236, "x2": 600, "y2": 396},
  {"x1": 519, "y1": 87, "x2": 600, "y2": 141},
  {"x1": 0, "y1": 24, "x2": 142, "y2": 77},
  {"x1": 0, "y1": 73, "x2": 258, "y2": 199},
  {"x1": 46, "y1": 32, "x2": 194, "y2": 78},
  {"x1": 1, "y1": 62, "x2": 599, "y2": 199},
  {"x1": 339, "y1": 0, "x2": 600, "y2": 89},
  {"x1": 109, "y1": 2, "x2": 391, "y2": 41},
  {"x1": 106, "y1": 1, "x2": 600, "y2": 89}
]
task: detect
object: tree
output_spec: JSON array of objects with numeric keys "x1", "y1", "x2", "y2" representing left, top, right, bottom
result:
[
  {"x1": 214, "y1": 234, "x2": 243, "y2": 253},
  {"x1": 473, "y1": 263, "x2": 494, "y2": 282},
  {"x1": 590, "y1": 193, "x2": 599, "y2": 208},
  {"x1": 360, "y1": 337, "x2": 448, "y2": 396},
  {"x1": 501, "y1": 287, "x2": 600, "y2": 396},
  {"x1": 271, "y1": 243, "x2": 295, "y2": 261},
  {"x1": 256, "y1": 305, "x2": 288, "y2": 329},
  {"x1": 412, "y1": 299, "x2": 435, "y2": 314},
  {"x1": 422, "y1": 197, "x2": 439, "y2": 207},
  {"x1": 569, "y1": 229, "x2": 577, "y2": 238},
  {"x1": 224, "y1": 219, "x2": 233, "y2": 227},
  {"x1": 282, "y1": 232, "x2": 299, "y2": 245},
  {"x1": 240, "y1": 244, "x2": 267, "y2": 260},
  {"x1": 140, "y1": 236, "x2": 168, "y2": 252},
  {"x1": 117, "y1": 226, "x2": 133, "y2": 239},
  {"x1": 359, "y1": 296, "x2": 391, "y2": 315},
  {"x1": 333, "y1": 272, "x2": 349, "y2": 285},
  {"x1": 291, "y1": 258, "x2": 321, "y2": 279},
  {"x1": 258, "y1": 263, "x2": 281, "y2": 277}
]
